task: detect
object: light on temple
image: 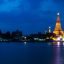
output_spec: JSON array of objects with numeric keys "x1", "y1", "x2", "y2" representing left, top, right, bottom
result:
[{"x1": 57, "y1": 12, "x2": 60, "y2": 15}]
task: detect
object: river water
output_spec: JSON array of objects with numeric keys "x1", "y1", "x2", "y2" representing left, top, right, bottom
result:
[{"x1": 0, "y1": 42, "x2": 64, "y2": 64}]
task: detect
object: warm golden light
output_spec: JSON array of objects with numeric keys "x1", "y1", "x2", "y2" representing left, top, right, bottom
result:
[{"x1": 53, "y1": 13, "x2": 63, "y2": 36}]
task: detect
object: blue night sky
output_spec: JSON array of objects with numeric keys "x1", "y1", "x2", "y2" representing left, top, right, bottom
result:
[{"x1": 0, "y1": 0, "x2": 64, "y2": 34}]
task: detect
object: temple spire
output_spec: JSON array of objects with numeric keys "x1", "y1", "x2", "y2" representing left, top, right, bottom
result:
[
  {"x1": 53, "y1": 13, "x2": 63, "y2": 36},
  {"x1": 57, "y1": 12, "x2": 60, "y2": 23}
]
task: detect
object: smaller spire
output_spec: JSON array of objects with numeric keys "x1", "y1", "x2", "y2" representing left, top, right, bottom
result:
[{"x1": 48, "y1": 26, "x2": 51, "y2": 33}]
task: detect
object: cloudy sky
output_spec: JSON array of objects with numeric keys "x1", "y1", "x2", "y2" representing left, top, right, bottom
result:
[{"x1": 0, "y1": 0, "x2": 64, "y2": 34}]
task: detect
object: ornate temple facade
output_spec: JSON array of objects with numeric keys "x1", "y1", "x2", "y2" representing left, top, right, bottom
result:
[{"x1": 53, "y1": 13, "x2": 63, "y2": 36}]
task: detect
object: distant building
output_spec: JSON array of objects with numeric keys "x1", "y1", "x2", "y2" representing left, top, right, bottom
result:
[{"x1": 12, "y1": 30, "x2": 22, "y2": 40}]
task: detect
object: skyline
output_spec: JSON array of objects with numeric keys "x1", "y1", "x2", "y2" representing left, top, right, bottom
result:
[{"x1": 0, "y1": 0, "x2": 64, "y2": 34}]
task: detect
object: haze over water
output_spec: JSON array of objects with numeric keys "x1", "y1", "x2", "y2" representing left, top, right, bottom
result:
[{"x1": 0, "y1": 42, "x2": 64, "y2": 64}]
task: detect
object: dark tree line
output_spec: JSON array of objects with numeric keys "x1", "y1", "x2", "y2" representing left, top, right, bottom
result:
[{"x1": 0, "y1": 30, "x2": 22, "y2": 42}]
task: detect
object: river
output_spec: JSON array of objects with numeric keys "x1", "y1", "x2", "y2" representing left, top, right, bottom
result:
[{"x1": 0, "y1": 42, "x2": 64, "y2": 64}]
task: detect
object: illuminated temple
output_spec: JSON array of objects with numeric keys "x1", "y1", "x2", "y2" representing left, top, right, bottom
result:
[{"x1": 53, "y1": 13, "x2": 64, "y2": 37}]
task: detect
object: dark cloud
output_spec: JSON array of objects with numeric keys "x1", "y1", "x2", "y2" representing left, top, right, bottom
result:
[
  {"x1": 53, "y1": 0, "x2": 64, "y2": 3},
  {"x1": 0, "y1": 0, "x2": 4, "y2": 4},
  {"x1": 53, "y1": 0, "x2": 64, "y2": 7},
  {"x1": 8, "y1": 0, "x2": 16, "y2": 2},
  {"x1": 0, "y1": 0, "x2": 63, "y2": 34},
  {"x1": 27, "y1": 0, "x2": 44, "y2": 9}
]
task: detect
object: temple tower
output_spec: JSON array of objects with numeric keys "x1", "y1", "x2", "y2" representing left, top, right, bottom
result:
[
  {"x1": 48, "y1": 26, "x2": 51, "y2": 33},
  {"x1": 53, "y1": 13, "x2": 63, "y2": 36}
]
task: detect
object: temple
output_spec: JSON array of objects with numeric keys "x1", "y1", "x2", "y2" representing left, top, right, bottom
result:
[{"x1": 53, "y1": 13, "x2": 63, "y2": 36}]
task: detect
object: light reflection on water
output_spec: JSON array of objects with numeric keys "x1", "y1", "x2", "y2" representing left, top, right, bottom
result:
[
  {"x1": 53, "y1": 42, "x2": 64, "y2": 64},
  {"x1": 0, "y1": 42, "x2": 64, "y2": 64},
  {"x1": 24, "y1": 42, "x2": 64, "y2": 64}
]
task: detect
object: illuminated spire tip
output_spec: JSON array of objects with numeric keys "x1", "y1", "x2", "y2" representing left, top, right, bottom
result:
[{"x1": 57, "y1": 12, "x2": 60, "y2": 16}]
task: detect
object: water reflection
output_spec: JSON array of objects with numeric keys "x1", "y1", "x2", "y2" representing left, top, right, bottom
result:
[
  {"x1": 53, "y1": 42, "x2": 63, "y2": 64},
  {"x1": 24, "y1": 42, "x2": 27, "y2": 45}
]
